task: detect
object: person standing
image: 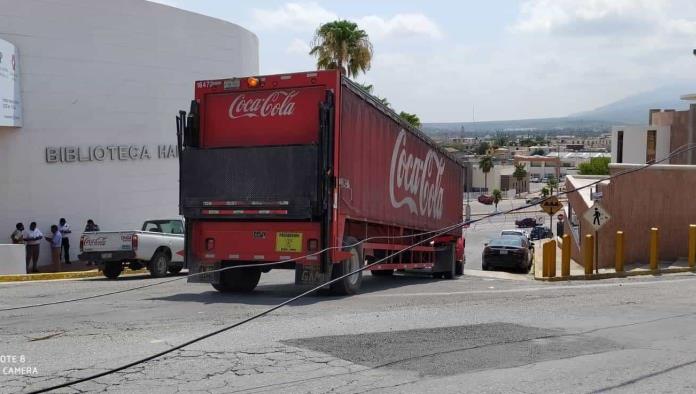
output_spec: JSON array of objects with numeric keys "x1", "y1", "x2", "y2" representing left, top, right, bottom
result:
[
  {"x1": 10, "y1": 223, "x2": 24, "y2": 244},
  {"x1": 83, "y1": 219, "x2": 100, "y2": 266},
  {"x1": 45, "y1": 225, "x2": 62, "y2": 271},
  {"x1": 23, "y1": 222, "x2": 43, "y2": 273},
  {"x1": 59, "y1": 218, "x2": 72, "y2": 265}
]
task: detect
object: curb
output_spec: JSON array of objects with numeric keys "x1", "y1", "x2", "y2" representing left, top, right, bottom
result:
[
  {"x1": 535, "y1": 267, "x2": 696, "y2": 282},
  {"x1": 0, "y1": 269, "x2": 148, "y2": 283}
]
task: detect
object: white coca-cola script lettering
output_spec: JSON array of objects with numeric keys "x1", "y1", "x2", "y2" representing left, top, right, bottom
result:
[
  {"x1": 84, "y1": 237, "x2": 107, "y2": 247},
  {"x1": 389, "y1": 130, "x2": 445, "y2": 219},
  {"x1": 228, "y1": 90, "x2": 299, "y2": 119}
]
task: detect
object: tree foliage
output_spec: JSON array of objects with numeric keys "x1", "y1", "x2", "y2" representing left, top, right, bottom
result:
[
  {"x1": 399, "y1": 111, "x2": 421, "y2": 128},
  {"x1": 478, "y1": 155, "x2": 494, "y2": 193},
  {"x1": 541, "y1": 187, "x2": 550, "y2": 197},
  {"x1": 578, "y1": 157, "x2": 610, "y2": 175},
  {"x1": 476, "y1": 142, "x2": 490, "y2": 155},
  {"x1": 546, "y1": 175, "x2": 559, "y2": 195},
  {"x1": 310, "y1": 20, "x2": 373, "y2": 78},
  {"x1": 531, "y1": 148, "x2": 546, "y2": 156},
  {"x1": 513, "y1": 163, "x2": 527, "y2": 182}
]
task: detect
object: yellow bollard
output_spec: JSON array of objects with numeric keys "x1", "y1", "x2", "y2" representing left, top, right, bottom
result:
[
  {"x1": 689, "y1": 224, "x2": 696, "y2": 269},
  {"x1": 615, "y1": 231, "x2": 624, "y2": 273},
  {"x1": 649, "y1": 227, "x2": 659, "y2": 271},
  {"x1": 584, "y1": 234, "x2": 594, "y2": 276},
  {"x1": 562, "y1": 234, "x2": 571, "y2": 277}
]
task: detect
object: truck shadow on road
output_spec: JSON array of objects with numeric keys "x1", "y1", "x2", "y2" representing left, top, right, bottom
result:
[{"x1": 145, "y1": 274, "x2": 449, "y2": 307}]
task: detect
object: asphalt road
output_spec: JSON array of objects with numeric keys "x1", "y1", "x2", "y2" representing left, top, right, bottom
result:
[{"x1": 4, "y1": 268, "x2": 696, "y2": 393}]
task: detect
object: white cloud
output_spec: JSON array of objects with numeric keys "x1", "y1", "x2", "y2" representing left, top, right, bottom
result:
[
  {"x1": 512, "y1": 0, "x2": 665, "y2": 34},
  {"x1": 251, "y1": 2, "x2": 337, "y2": 31},
  {"x1": 251, "y1": 3, "x2": 442, "y2": 40},
  {"x1": 286, "y1": 38, "x2": 311, "y2": 54},
  {"x1": 358, "y1": 14, "x2": 443, "y2": 40}
]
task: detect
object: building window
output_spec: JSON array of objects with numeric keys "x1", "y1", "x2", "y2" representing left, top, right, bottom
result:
[
  {"x1": 617, "y1": 131, "x2": 624, "y2": 163},
  {"x1": 646, "y1": 130, "x2": 656, "y2": 163}
]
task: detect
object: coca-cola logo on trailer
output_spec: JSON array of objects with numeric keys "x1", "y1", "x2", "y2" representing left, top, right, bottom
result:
[
  {"x1": 228, "y1": 90, "x2": 299, "y2": 119},
  {"x1": 389, "y1": 130, "x2": 445, "y2": 219}
]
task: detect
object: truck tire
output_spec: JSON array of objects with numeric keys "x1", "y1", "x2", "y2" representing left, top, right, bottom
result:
[
  {"x1": 455, "y1": 261, "x2": 464, "y2": 276},
  {"x1": 212, "y1": 266, "x2": 261, "y2": 293},
  {"x1": 103, "y1": 262, "x2": 123, "y2": 279},
  {"x1": 329, "y1": 237, "x2": 363, "y2": 295},
  {"x1": 168, "y1": 264, "x2": 183, "y2": 275},
  {"x1": 149, "y1": 251, "x2": 170, "y2": 278}
]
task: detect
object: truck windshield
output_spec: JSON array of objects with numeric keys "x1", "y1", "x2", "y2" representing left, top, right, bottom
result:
[{"x1": 142, "y1": 220, "x2": 183, "y2": 234}]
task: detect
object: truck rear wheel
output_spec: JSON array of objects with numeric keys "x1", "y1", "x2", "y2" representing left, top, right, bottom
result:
[
  {"x1": 103, "y1": 262, "x2": 123, "y2": 279},
  {"x1": 149, "y1": 251, "x2": 170, "y2": 278},
  {"x1": 212, "y1": 266, "x2": 261, "y2": 293},
  {"x1": 329, "y1": 237, "x2": 363, "y2": 295}
]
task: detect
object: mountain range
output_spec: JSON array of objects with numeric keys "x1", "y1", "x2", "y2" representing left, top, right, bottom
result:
[{"x1": 423, "y1": 83, "x2": 695, "y2": 135}]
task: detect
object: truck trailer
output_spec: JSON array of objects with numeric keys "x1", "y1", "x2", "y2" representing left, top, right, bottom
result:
[{"x1": 178, "y1": 70, "x2": 465, "y2": 294}]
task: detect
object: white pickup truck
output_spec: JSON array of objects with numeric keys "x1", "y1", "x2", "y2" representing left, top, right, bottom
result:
[{"x1": 78, "y1": 219, "x2": 185, "y2": 279}]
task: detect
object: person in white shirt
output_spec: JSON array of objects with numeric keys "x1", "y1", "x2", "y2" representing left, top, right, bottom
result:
[
  {"x1": 23, "y1": 222, "x2": 43, "y2": 273},
  {"x1": 59, "y1": 218, "x2": 72, "y2": 265}
]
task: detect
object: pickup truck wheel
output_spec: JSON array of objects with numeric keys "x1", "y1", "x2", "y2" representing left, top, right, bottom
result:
[
  {"x1": 168, "y1": 265, "x2": 183, "y2": 275},
  {"x1": 329, "y1": 237, "x2": 363, "y2": 295},
  {"x1": 103, "y1": 262, "x2": 123, "y2": 279},
  {"x1": 212, "y1": 266, "x2": 261, "y2": 293},
  {"x1": 149, "y1": 251, "x2": 170, "y2": 278}
]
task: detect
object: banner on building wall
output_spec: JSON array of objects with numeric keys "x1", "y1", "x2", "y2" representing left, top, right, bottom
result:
[{"x1": 0, "y1": 38, "x2": 21, "y2": 127}]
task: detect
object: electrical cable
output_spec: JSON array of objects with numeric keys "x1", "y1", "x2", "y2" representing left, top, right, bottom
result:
[
  {"x1": 5, "y1": 143, "x2": 694, "y2": 313},
  {"x1": 28, "y1": 143, "x2": 696, "y2": 393}
]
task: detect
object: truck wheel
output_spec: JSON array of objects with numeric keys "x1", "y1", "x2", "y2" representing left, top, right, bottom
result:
[
  {"x1": 103, "y1": 262, "x2": 123, "y2": 279},
  {"x1": 212, "y1": 266, "x2": 261, "y2": 293},
  {"x1": 168, "y1": 265, "x2": 183, "y2": 275},
  {"x1": 149, "y1": 251, "x2": 170, "y2": 278},
  {"x1": 455, "y1": 261, "x2": 464, "y2": 276},
  {"x1": 330, "y1": 237, "x2": 363, "y2": 295}
]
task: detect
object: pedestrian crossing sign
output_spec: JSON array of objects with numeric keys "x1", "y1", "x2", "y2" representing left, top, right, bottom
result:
[{"x1": 583, "y1": 202, "x2": 611, "y2": 231}]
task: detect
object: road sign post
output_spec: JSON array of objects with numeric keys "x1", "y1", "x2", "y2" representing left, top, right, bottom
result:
[{"x1": 582, "y1": 202, "x2": 611, "y2": 273}]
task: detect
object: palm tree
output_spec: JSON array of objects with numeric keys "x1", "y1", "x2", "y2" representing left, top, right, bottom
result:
[
  {"x1": 492, "y1": 189, "x2": 502, "y2": 212},
  {"x1": 546, "y1": 175, "x2": 559, "y2": 195},
  {"x1": 512, "y1": 163, "x2": 527, "y2": 197},
  {"x1": 310, "y1": 20, "x2": 373, "y2": 78},
  {"x1": 478, "y1": 156, "x2": 494, "y2": 193}
]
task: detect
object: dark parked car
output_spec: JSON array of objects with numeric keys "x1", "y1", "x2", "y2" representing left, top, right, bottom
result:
[
  {"x1": 515, "y1": 217, "x2": 541, "y2": 228},
  {"x1": 482, "y1": 236, "x2": 534, "y2": 273},
  {"x1": 530, "y1": 226, "x2": 553, "y2": 240}
]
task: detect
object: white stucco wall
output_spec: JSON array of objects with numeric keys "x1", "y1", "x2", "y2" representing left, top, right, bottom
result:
[
  {"x1": 611, "y1": 125, "x2": 671, "y2": 164},
  {"x1": 0, "y1": 0, "x2": 258, "y2": 267}
]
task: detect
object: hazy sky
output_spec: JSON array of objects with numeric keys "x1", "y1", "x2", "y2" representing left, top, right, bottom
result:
[{"x1": 152, "y1": 0, "x2": 696, "y2": 122}]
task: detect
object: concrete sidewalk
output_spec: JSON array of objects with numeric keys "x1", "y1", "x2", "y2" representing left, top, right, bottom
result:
[{"x1": 532, "y1": 238, "x2": 696, "y2": 281}]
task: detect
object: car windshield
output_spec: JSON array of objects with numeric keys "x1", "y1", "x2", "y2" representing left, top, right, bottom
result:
[
  {"x1": 501, "y1": 231, "x2": 524, "y2": 237},
  {"x1": 142, "y1": 220, "x2": 183, "y2": 234},
  {"x1": 489, "y1": 237, "x2": 523, "y2": 247}
]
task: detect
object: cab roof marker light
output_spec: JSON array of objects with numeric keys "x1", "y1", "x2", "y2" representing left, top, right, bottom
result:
[
  {"x1": 306, "y1": 72, "x2": 318, "y2": 77},
  {"x1": 280, "y1": 75, "x2": 292, "y2": 80}
]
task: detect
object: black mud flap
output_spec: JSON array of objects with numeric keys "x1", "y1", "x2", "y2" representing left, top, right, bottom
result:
[
  {"x1": 295, "y1": 263, "x2": 332, "y2": 287},
  {"x1": 188, "y1": 262, "x2": 221, "y2": 284}
]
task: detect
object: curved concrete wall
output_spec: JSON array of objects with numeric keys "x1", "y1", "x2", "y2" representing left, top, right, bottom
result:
[{"x1": 0, "y1": 0, "x2": 258, "y2": 268}]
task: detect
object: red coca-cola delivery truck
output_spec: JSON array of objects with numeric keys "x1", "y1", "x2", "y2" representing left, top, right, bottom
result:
[{"x1": 177, "y1": 70, "x2": 464, "y2": 294}]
